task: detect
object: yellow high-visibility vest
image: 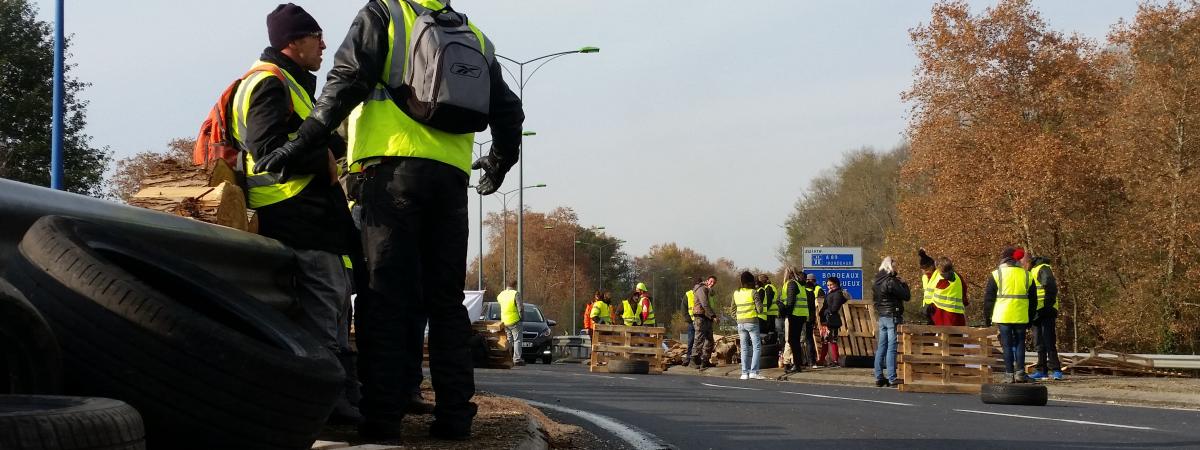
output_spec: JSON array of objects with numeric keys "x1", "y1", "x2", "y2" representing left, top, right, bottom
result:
[
  {"x1": 590, "y1": 300, "x2": 610, "y2": 324},
  {"x1": 641, "y1": 298, "x2": 656, "y2": 325},
  {"x1": 784, "y1": 281, "x2": 809, "y2": 317},
  {"x1": 734, "y1": 288, "x2": 759, "y2": 321},
  {"x1": 621, "y1": 299, "x2": 640, "y2": 326},
  {"x1": 1031, "y1": 263, "x2": 1057, "y2": 310},
  {"x1": 991, "y1": 266, "x2": 1031, "y2": 324},
  {"x1": 231, "y1": 61, "x2": 314, "y2": 208},
  {"x1": 346, "y1": 0, "x2": 490, "y2": 174},
  {"x1": 759, "y1": 284, "x2": 779, "y2": 319},
  {"x1": 922, "y1": 272, "x2": 936, "y2": 307},
  {"x1": 930, "y1": 271, "x2": 965, "y2": 315},
  {"x1": 497, "y1": 289, "x2": 519, "y2": 326}
]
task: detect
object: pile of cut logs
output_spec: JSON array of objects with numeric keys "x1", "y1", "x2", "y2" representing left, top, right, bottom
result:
[
  {"x1": 472, "y1": 320, "x2": 514, "y2": 369},
  {"x1": 127, "y1": 159, "x2": 255, "y2": 232}
]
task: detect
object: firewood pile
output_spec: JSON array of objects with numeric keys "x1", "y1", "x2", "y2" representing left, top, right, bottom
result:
[
  {"x1": 127, "y1": 159, "x2": 256, "y2": 232},
  {"x1": 472, "y1": 320, "x2": 514, "y2": 369},
  {"x1": 711, "y1": 334, "x2": 739, "y2": 365}
]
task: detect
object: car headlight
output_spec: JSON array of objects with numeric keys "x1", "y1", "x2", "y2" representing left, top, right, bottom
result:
[{"x1": 539, "y1": 328, "x2": 551, "y2": 338}]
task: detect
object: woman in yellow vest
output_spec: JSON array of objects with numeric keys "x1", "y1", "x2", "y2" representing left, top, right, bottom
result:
[
  {"x1": 734, "y1": 271, "x2": 767, "y2": 380},
  {"x1": 983, "y1": 247, "x2": 1037, "y2": 383}
]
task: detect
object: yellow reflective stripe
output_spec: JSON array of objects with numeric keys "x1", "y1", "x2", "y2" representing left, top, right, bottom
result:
[
  {"x1": 341, "y1": 255, "x2": 354, "y2": 269},
  {"x1": 232, "y1": 71, "x2": 275, "y2": 146}
]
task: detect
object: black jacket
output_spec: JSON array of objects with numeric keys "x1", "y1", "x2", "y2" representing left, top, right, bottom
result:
[
  {"x1": 872, "y1": 270, "x2": 910, "y2": 319},
  {"x1": 243, "y1": 47, "x2": 355, "y2": 254},
  {"x1": 295, "y1": 2, "x2": 524, "y2": 172},
  {"x1": 982, "y1": 261, "x2": 1038, "y2": 325},
  {"x1": 819, "y1": 287, "x2": 850, "y2": 328}
]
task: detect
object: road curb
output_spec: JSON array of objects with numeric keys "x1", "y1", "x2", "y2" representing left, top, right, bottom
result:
[{"x1": 514, "y1": 411, "x2": 551, "y2": 450}]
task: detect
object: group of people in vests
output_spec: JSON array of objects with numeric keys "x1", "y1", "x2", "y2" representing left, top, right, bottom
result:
[
  {"x1": 583, "y1": 282, "x2": 657, "y2": 329},
  {"x1": 872, "y1": 246, "x2": 1061, "y2": 387}
]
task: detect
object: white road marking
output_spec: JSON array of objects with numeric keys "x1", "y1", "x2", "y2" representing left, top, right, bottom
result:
[
  {"x1": 619, "y1": 376, "x2": 637, "y2": 380},
  {"x1": 700, "y1": 382, "x2": 762, "y2": 391},
  {"x1": 526, "y1": 400, "x2": 675, "y2": 450},
  {"x1": 954, "y1": 409, "x2": 1156, "y2": 430},
  {"x1": 779, "y1": 391, "x2": 914, "y2": 406}
]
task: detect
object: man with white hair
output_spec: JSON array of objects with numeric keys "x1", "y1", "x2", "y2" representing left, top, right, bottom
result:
[{"x1": 872, "y1": 256, "x2": 910, "y2": 387}]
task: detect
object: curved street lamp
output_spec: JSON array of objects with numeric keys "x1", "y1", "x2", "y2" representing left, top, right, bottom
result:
[{"x1": 496, "y1": 47, "x2": 599, "y2": 305}]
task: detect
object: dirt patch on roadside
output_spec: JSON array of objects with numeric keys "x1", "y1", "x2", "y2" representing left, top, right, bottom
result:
[{"x1": 317, "y1": 389, "x2": 602, "y2": 449}]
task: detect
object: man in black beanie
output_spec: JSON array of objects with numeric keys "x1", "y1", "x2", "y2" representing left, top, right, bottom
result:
[
  {"x1": 233, "y1": 3, "x2": 362, "y2": 426},
  {"x1": 251, "y1": 0, "x2": 526, "y2": 441}
]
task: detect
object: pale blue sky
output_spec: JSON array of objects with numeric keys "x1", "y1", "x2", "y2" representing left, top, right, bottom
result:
[{"x1": 34, "y1": 1, "x2": 1140, "y2": 269}]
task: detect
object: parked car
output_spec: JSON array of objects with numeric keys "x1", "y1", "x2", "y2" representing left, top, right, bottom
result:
[{"x1": 480, "y1": 302, "x2": 557, "y2": 364}]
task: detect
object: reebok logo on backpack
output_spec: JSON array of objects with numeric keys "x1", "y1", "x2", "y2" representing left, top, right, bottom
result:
[{"x1": 385, "y1": 0, "x2": 493, "y2": 134}]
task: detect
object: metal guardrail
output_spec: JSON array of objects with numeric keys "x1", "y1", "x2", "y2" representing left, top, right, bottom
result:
[{"x1": 1025, "y1": 352, "x2": 1200, "y2": 370}]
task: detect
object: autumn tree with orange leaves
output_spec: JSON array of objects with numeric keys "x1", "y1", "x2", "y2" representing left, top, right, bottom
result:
[
  {"x1": 1103, "y1": 1, "x2": 1200, "y2": 352},
  {"x1": 890, "y1": 0, "x2": 1199, "y2": 353}
]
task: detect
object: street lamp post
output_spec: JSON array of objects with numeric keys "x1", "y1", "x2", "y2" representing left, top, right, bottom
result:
[
  {"x1": 496, "y1": 46, "x2": 599, "y2": 304},
  {"x1": 492, "y1": 184, "x2": 546, "y2": 285},
  {"x1": 472, "y1": 140, "x2": 492, "y2": 291}
]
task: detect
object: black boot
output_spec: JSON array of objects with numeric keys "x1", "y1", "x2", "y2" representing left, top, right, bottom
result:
[{"x1": 329, "y1": 352, "x2": 363, "y2": 425}]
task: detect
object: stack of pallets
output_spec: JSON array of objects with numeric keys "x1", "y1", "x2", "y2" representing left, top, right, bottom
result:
[
  {"x1": 898, "y1": 325, "x2": 1002, "y2": 393},
  {"x1": 589, "y1": 324, "x2": 666, "y2": 374}
]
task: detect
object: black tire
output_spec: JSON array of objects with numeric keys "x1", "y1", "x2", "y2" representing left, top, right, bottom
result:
[
  {"x1": 4, "y1": 216, "x2": 343, "y2": 450},
  {"x1": 843, "y1": 355, "x2": 874, "y2": 369},
  {"x1": 980, "y1": 383, "x2": 1048, "y2": 406},
  {"x1": 0, "y1": 395, "x2": 145, "y2": 450},
  {"x1": 607, "y1": 358, "x2": 650, "y2": 374},
  {"x1": 0, "y1": 278, "x2": 62, "y2": 394}
]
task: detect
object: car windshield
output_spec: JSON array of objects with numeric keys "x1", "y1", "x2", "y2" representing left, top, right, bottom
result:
[{"x1": 522, "y1": 304, "x2": 544, "y2": 322}]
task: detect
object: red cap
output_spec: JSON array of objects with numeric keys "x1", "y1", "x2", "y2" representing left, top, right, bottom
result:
[{"x1": 1012, "y1": 247, "x2": 1025, "y2": 261}]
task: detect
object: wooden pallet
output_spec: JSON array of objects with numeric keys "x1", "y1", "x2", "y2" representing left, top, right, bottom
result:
[
  {"x1": 898, "y1": 325, "x2": 1001, "y2": 394},
  {"x1": 590, "y1": 324, "x2": 666, "y2": 374},
  {"x1": 1059, "y1": 348, "x2": 1190, "y2": 378},
  {"x1": 813, "y1": 300, "x2": 878, "y2": 357}
]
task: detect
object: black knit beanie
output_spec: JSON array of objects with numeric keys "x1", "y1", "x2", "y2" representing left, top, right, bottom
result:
[{"x1": 267, "y1": 3, "x2": 322, "y2": 50}]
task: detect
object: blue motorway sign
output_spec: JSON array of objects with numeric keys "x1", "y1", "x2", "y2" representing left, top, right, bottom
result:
[
  {"x1": 803, "y1": 268, "x2": 864, "y2": 301},
  {"x1": 802, "y1": 247, "x2": 862, "y2": 268}
]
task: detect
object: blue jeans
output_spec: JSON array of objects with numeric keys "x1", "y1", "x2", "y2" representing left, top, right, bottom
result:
[
  {"x1": 998, "y1": 324, "x2": 1027, "y2": 374},
  {"x1": 685, "y1": 321, "x2": 695, "y2": 360},
  {"x1": 874, "y1": 317, "x2": 898, "y2": 383},
  {"x1": 738, "y1": 322, "x2": 762, "y2": 375}
]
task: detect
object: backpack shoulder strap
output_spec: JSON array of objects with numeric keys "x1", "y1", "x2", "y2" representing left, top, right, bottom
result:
[{"x1": 240, "y1": 64, "x2": 295, "y2": 113}]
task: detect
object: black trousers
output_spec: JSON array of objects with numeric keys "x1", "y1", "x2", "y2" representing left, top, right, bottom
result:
[
  {"x1": 787, "y1": 315, "x2": 815, "y2": 367},
  {"x1": 1033, "y1": 308, "x2": 1061, "y2": 372},
  {"x1": 357, "y1": 158, "x2": 474, "y2": 427}
]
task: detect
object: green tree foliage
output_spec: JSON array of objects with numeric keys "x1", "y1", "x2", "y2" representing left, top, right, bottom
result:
[
  {"x1": 780, "y1": 144, "x2": 907, "y2": 302},
  {"x1": 0, "y1": 0, "x2": 110, "y2": 196}
]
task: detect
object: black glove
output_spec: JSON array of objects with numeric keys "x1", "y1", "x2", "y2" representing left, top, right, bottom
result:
[
  {"x1": 254, "y1": 139, "x2": 304, "y2": 174},
  {"x1": 471, "y1": 153, "x2": 512, "y2": 195}
]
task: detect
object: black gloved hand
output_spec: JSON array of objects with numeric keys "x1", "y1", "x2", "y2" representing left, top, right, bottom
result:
[
  {"x1": 254, "y1": 139, "x2": 304, "y2": 174},
  {"x1": 471, "y1": 153, "x2": 511, "y2": 195}
]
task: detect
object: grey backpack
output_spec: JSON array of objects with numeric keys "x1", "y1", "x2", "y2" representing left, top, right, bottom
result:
[{"x1": 388, "y1": 0, "x2": 493, "y2": 134}]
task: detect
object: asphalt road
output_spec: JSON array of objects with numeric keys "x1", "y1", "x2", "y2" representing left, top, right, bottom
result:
[{"x1": 475, "y1": 364, "x2": 1200, "y2": 449}]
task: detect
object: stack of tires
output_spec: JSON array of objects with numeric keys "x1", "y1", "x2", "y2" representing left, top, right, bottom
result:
[{"x1": 1, "y1": 216, "x2": 344, "y2": 450}]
